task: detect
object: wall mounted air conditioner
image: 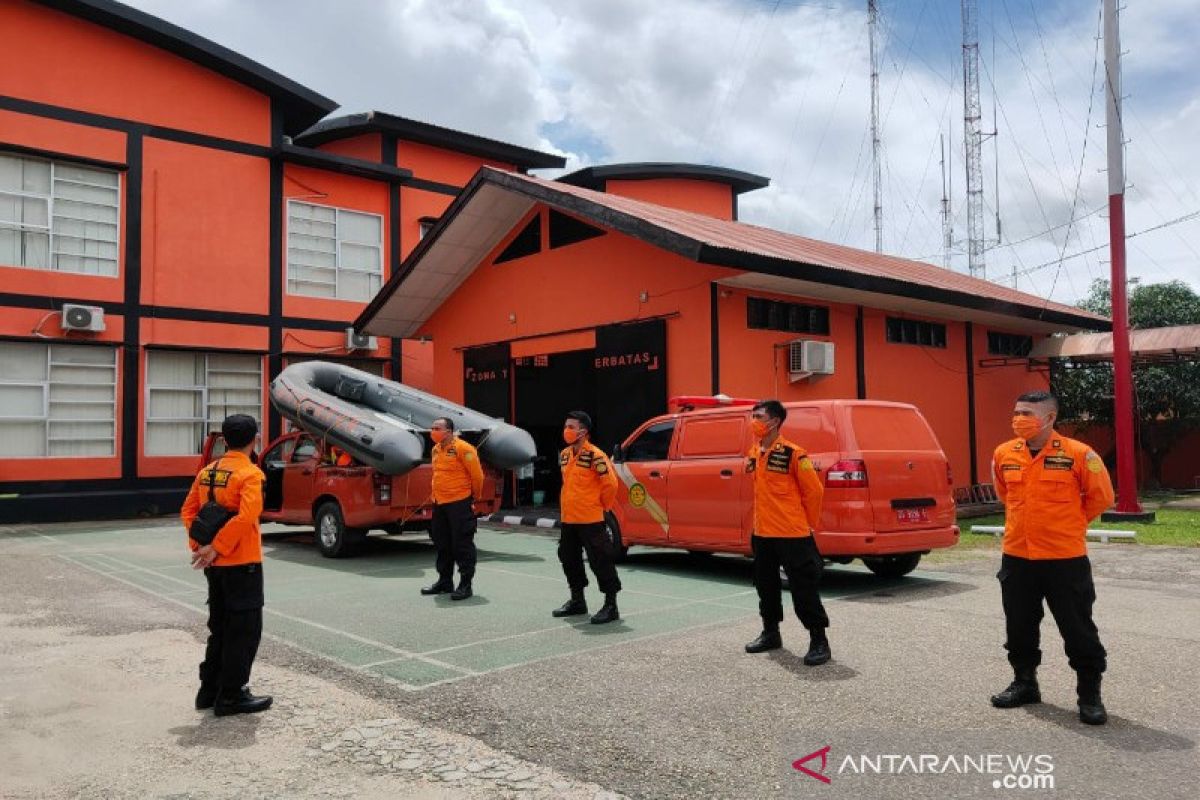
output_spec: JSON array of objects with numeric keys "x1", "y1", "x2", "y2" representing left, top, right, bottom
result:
[
  {"x1": 345, "y1": 327, "x2": 378, "y2": 351},
  {"x1": 61, "y1": 304, "x2": 106, "y2": 332},
  {"x1": 788, "y1": 339, "x2": 834, "y2": 382}
]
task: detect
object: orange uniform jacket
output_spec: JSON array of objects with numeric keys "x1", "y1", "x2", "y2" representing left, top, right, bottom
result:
[
  {"x1": 431, "y1": 436, "x2": 484, "y2": 504},
  {"x1": 992, "y1": 432, "x2": 1115, "y2": 559},
  {"x1": 181, "y1": 450, "x2": 265, "y2": 567},
  {"x1": 746, "y1": 436, "x2": 825, "y2": 538},
  {"x1": 559, "y1": 440, "x2": 618, "y2": 524}
]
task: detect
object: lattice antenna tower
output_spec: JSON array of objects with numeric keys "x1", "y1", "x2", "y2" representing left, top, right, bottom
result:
[
  {"x1": 869, "y1": 0, "x2": 883, "y2": 253},
  {"x1": 960, "y1": 0, "x2": 987, "y2": 278}
]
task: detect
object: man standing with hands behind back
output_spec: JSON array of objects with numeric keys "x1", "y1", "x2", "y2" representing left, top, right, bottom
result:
[
  {"x1": 422, "y1": 416, "x2": 484, "y2": 601},
  {"x1": 743, "y1": 399, "x2": 831, "y2": 665},
  {"x1": 182, "y1": 414, "x2": 272, "y2": 717},
  {"x1": 990, "y1": 391, "x2": 1115, "y2": 725}
]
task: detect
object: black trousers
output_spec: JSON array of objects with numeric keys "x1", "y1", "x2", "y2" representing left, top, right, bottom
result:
[
  {"x1": 752, "y1": 534, "x2": 829, "y2": 631},
  {"x1": 558, "y1": 521, "x2": 622, "y2": 595},
  {"x1": 998, "y1": 553, "x2": 1107, "y2": 675},
  {"x1": 200, "y1": 563, "x2": 264, "y2": 693},
  {"x1": 431, "y1": 497, "x2": 477, "y2": 583}
]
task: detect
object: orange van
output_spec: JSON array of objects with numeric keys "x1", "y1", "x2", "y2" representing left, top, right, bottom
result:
[{"x1": 608, "y1": 398, "x2": 959, "y2": 577}]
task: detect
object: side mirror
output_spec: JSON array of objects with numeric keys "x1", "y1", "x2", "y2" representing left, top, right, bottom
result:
[{"x1": 612, "y1": 443, "x2": 624, "y2": 463}]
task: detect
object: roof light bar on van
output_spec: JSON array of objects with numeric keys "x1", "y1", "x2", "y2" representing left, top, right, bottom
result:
[
  {"x1": 826, "y1": 459, "x2": 868, "y2": 488},
  {"x1": 669, "y1": 394, "x2": 759, "y2": 412}
]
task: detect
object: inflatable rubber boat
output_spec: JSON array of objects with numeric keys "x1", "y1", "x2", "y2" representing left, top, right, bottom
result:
[{"x1": 269, "y1": 361, "x2": 536, "y2": 475}]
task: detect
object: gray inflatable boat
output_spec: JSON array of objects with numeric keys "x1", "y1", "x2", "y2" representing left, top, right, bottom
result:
[{"x1": 270, "y1": 361, "x2": 536, "y2": 475}]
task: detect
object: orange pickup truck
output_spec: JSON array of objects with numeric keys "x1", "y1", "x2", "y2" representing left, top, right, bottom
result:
[{"x1": 199, "y1": 430, "x2": 502, "y2": 558}]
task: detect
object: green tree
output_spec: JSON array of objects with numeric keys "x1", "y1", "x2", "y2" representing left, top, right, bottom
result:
[{"x1": 1054, "y1": 279, "x2": 1200, "y2": 487}]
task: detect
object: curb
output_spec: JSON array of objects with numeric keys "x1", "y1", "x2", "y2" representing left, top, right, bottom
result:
[{"x1": 483, "y1": 513, "x2": 560, "y2": 530}]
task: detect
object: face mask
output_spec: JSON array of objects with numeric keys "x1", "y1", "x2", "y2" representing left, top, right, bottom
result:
[
  {"x1": 750, "y1": 419, "x2": 770, "y2": 439},
  {"x1": 431, "y1": 429, "x2": 448, "y2": 444},
  {"x1": 1011, "y1": 415, "x2": 1045, "y2": 441},
  {"x1": 563, "y1": 427, "x2": 581, "y2": 444}
]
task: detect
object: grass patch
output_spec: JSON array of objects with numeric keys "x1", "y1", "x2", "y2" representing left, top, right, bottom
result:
[{"x1": 955, "y1": 509, "x2": 1200, "y2": 548}]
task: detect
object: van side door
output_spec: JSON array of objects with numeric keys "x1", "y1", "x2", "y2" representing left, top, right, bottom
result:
[
  {"x1": 279, "y1": 434, "x2": 320, "y2": 523},
  {"x1": 258, "y1": 434, "x2": 296, "y2": 518},
  {"x1": 668, "y1": 414, "x2": 747, "y2": 550},
  {"x1": 613, "y1": 420, "x2": 676, "y2": 545}
]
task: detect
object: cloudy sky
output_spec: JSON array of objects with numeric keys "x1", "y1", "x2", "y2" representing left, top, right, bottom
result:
[{"x1": 129, "y1": 0, "x2": 1200, "y2": 305}]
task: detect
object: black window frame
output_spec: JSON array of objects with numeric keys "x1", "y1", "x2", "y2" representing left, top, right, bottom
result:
[
  {"x1": 746, "y1": 296, "x2": 830, "y2": 335},
  {"x1": 885, "y1": 317, "x2": 947, "y2": 349},
  {"x1": 987, "y1": 331, "x2": 1034, "y2": 357}
]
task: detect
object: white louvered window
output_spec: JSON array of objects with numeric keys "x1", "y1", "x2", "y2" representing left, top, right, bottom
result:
[
  {"x1": 0, "y1": 342, "x2": 117, "y2": 457},
  {"x1": 145, "y1": 351, "x2": 262, "y2": 455},
  {"x1": 0, "y1": 153, "x2": 120, "y2": 276},
  {"x1": 287, "y1": 200, "x2": 382, "y2": 301}
]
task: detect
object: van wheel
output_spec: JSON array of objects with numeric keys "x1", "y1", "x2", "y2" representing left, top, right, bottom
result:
[
  {"x1": 605, "y1": 511, "x2": 630, "y2": 563},
  {"x1": 862, "y1": 553, "x2": 922, "y2": 578},
  {"x1": 315, "y1": 502, "x2": 363, "y2": 558}
]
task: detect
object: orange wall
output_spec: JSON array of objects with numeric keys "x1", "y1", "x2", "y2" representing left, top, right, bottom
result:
[
  {"x1": 401, "y1": 339, "x2": 435, "y2": 390},
  {"x1": 715, "y1": 286, "x2": 858, "y2": 400},
  {"x1": 418, "y1": 208, "x2": 731, "y2": 404},
  {"x1": 397, "y1": 140, "x2": 515, "y2": 185},
  {"x1": 1063, "y1": 423, "x2": 1200, "y2": 491},
  {"x1": 0, "y1": 0, "x2": 270, "y2": 144},
  {"x1": 141, "y1": 137, "x2": 270, "y2": 315},
  {"x1": 971, "y1": 325, "x2": 1049, "y2": 482},
  {"x1": 319, "y1": 134, "x2": 383, "y2": 163},
  {"x1": 399, "y1": 186, "x2": 455, "y2": 258},
  {"x1": 606, "y1": 178, "x2": 735, "y2": 220}
]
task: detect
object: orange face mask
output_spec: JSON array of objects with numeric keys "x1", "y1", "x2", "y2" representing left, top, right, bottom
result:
[
  {"x1": 1011, "y1": 415, "x2": 1044, "y2": 441},
  {"x1": 750, "y1": 420, "x2": 770, "y2": 439},
  {"x1": 431, "y1": 429, "x2": 448, "y2": 444},
  {"x1": 563, "y1": 427, "x2": 581, "y2": 444}
]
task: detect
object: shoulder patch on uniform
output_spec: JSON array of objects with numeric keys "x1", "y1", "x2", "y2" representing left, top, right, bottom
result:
[
  {"x1": 594, "y1": 459, "x2": 608, "y2": 475},
  {"x1": 463, "y1": 451, "x2": 474, "y2": 460},
  {"x1": 559, "y1": 451, "x2": 570, "y2": 467},
  {"x1": 799, "y1": 456, "x2": 815, "y2": 471},
  {"x1": 1085, "y1": 451, "x2": 1102, "y2": 473}
]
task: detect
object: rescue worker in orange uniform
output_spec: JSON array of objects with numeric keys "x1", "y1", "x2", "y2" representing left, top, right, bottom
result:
[
  {"x1": 422, "y1": 417, "x2": 484, "y2": 601},
  {"x1": 743, "y1": 399, "x2": 831, "y2": 665},
  {"x1": 990, "y1": 390, "x2": 1115, "y2": 725},
  {"x1": 181, "y1": 414, "x2": 273, "y2": 717},
  {"x1": 328, "y1": 445, "x2": 353, "y2": 467},
  {"x1": 552, "y1": 410, "x2": 622, "y2": 624}
]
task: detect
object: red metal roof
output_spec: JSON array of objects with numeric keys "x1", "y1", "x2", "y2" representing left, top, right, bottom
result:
[{"x1": 506, "y1": 170, "x2": 1106, "y2": 325}]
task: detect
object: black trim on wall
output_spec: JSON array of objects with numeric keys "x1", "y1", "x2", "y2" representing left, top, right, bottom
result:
[
  {"x1": 0, "y1": 141, "x2": 127, "y2": 171},
  {"x1": 120, "y1": 131, "x2": 143, "y2": 481},
  {"x1": 406, "y1": 177, "x2": 463, "y2": 197},
  {"x1": 855, "y1": 306, "x2": 867, "y2": 399},
  {"x1": 267, "y1": 103, "x2": 284, "y2": 440},
  {"x1": 965, "y1": 321, "x2": 979, "y2": 485},
  {"x1": 710, "y1": 282, "x2": 720, "y2": 394},
  {"x1": 732, "y1": 194, "x2": 738, "y2": 222},
  {"x1": 0, "y1": 94, "x2": 271, "y2": 158},
  {"x1": 383, "y1": 133, "x2": 404, "y2": 382}
]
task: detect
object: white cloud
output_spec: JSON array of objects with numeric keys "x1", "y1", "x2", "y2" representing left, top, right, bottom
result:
[{"x1": 124, "y1": 0, "x2": 1200, "y2": 304}]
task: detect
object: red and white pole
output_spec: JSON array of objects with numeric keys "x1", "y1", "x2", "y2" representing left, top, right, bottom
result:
[{"x1": 1103, "y1": 0, "x2": 1147, "y2": 517}]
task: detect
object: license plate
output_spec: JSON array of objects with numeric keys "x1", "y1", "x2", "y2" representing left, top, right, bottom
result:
[{"x1": 895, "y1": 508, "x2": 929, "y2": 523}]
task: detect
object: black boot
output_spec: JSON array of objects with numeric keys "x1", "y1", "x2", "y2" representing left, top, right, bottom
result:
[
  {"x1": 214, "y1": 686, "x2": 273, "y2": 717},
  {"x1": 803, "y1": 629, "x2": 831, "y2": 666},
  {"x1": 552, "y1": 590, "x2": 588, "y2": 618},
  {"x1": 590, "y1": 593, "x2": 620, "y2": 624},
  {"x1": 420, "y1": 579, "x2": 453, "y2": 596},
  {"x1": 745, "y1": 626, "x2": 782, "y2": 653},
  {"x1": 1077, "y1": 671, "x2": 1108, "y2": 725},
  {"x1": 450, "y1": 580, "x2": 473, "y2": 601},
  {"x1": 990, "y1": 668, "x2": 1041, "y2": 708},
  {"x1": 195, "y1": 683, "x2": 218, "y2": 710}
]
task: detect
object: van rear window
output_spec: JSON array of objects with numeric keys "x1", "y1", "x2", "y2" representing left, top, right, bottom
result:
[
  {"x1": 679, "y1": 417, "x2": 744, "y2": 457},
  {"x1": 848, "y1": 406, "x2": 939, "y2": 450}
]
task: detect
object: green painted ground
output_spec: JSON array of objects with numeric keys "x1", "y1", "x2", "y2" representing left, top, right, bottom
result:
[{"x1": 33, "y1": 523, "x2": 941, "y2": 689}]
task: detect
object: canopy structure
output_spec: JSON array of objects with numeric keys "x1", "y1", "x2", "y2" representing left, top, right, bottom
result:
[{"x1": 1025, "y1": 324, "x2": 1200, "y2": 366}]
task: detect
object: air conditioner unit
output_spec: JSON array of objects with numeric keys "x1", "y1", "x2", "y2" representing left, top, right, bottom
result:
[
  {"x1": 345, "y1": 327, "x2": 378, "y2": 351},
  {"x1": 788, "y1": 339, "x2": 834, "y2": 382},
  {"x1": 61, "y1": 304, "x2": 106, "y2": 332}
]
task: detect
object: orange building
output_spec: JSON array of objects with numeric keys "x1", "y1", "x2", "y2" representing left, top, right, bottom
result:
[
  {"x1": 356, "y1": 166, "x2": 1108, "y2": 504},
  {"x1": 0, "y1": 0, "x2": 562, "y2": 521}
]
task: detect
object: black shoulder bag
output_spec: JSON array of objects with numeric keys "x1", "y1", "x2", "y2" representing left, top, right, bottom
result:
[{"x1": 189, "y1": 459, "x2": 237, "y2": 546}]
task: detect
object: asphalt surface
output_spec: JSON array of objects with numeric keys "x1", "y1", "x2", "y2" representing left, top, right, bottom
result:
[{"x1": 1, "y1": 519, "x2": 1196, "y2": 799}]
